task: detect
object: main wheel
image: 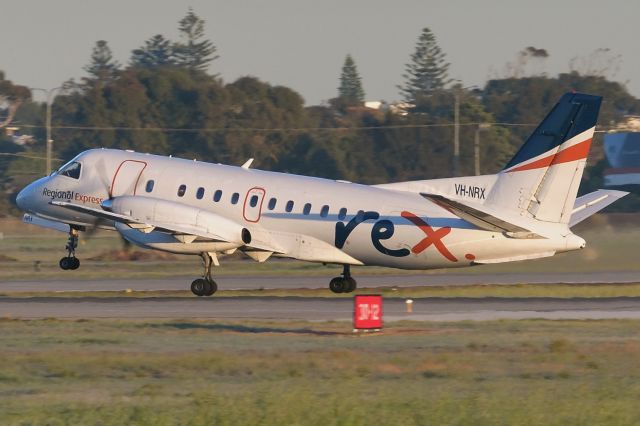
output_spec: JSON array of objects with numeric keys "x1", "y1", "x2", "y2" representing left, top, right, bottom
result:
[
  {"x1": 59, "y1": 257, "x2": 72, "y2": 270},
  {"x1": 344, "y1": 277, "x2": 357, "y2": 293},
  {"x1": 70, "y1": 257, "x2": 80, "y2": 270},
  {"x1": 329, "y1": 277, "x2": 346, "y2": 294},
  {"x1": 191, "y1": 279, "x2": 207, "y2": 297},
  {"x1": 204, "y1": 279, "x2": 217, "y2": 296}
]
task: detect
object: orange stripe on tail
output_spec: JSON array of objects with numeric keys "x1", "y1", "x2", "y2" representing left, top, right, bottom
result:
[{"x1": 507, "y1": 138, "x2": 592, "y2": 173}]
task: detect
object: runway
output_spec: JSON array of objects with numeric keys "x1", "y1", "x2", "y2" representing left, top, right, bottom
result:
[
  {"x1": 2, "y1": 272, "x2": 640, "y2": 321},
  {"x1": 2, "y1": 270, "x2": 640, "y2": 292},
  {"x1": 2, "y1": 296, "x2": 640, "y2": 321}
]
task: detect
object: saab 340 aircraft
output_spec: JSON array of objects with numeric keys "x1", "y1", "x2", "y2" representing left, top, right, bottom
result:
[{"x1": 16, "y1": 92, "x2": 627, "y2": 296}]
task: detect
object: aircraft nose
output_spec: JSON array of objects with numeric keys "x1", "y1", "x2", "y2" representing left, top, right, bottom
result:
[{"x1": 16, "y1": 183, "x2": 36, "y2": 212}]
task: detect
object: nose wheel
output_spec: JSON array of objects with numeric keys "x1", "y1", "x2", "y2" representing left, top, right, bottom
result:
[
  {"x1": 191, "y1": 252, "x2": 218, "y2": 297},
  {"x1": 59, "y1": 228, "x2": 80, "y2": 270},
  {"x1": 329, "y1": 264, "x2": 357, "y2": 294}
]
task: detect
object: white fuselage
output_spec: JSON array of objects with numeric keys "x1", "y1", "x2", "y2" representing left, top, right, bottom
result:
[{"x1": 17, "y1": 149, "x2": 583, "y2": 270}]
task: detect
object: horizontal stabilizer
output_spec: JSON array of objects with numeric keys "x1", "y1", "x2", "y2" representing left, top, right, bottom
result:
[
  {"x1": 570, "y1": 189, "x2": 629, "y2": 227},
  {"x1": 420, "y1": 193, "x2": 532, "y2": 234},
  {"x1": 473, "y1": 251, "x2": 556, "y2": 264}
]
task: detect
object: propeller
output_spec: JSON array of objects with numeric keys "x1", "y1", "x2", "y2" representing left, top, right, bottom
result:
[
  {"x1": 94, "y1": 157, "x2": 113, "y2": 199},
  {"x1": 78, "y1": 157, "x2": 115, "y2": 240}
]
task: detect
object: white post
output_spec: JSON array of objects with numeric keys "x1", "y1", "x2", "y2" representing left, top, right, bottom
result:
[
  {"x1": 475, "y1": 123, "x2": 491, "y2": 176},
  {"x1": 453, "y1": 91, "x2": 460, "y2": 176}
]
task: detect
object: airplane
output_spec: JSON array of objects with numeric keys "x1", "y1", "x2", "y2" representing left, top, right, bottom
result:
[{"x1": 16, "y1": 92, "x2": 628, "y2": 296}]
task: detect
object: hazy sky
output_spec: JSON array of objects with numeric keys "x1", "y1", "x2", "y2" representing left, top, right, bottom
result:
[{"x1": 1, "y1": 0, "x2": 637, "y2": 105}]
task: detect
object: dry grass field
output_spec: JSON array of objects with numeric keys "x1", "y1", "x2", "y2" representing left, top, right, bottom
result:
[{"x1": 1, "y1": 319, "x2": 640, "y2": 425}]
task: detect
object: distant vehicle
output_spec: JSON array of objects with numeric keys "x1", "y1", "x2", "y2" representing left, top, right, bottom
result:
[{"x1": 17, "y1": 93, "x2": 627, "y2": 296}]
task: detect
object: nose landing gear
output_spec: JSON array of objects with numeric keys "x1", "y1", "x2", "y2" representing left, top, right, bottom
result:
[
  {"x1": 59, "y1": 228, "x2": 80, "y2": 270},
  {"x1": 191, "y1": 252, "x2": 218, "y2": 297},
  {"x1": 329, "y1": 264, "x2": 357, "y2": 294}
]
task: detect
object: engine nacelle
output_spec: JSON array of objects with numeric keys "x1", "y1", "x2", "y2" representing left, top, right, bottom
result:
[{"x1": 103, "y1": 196, "x2": 251, "y2": 246}]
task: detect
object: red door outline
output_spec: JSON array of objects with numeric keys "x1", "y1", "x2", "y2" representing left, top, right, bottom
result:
[
  {"x1": 243, "y1": 187, "x2": 266, "y2": 223},
  {"x1": 110, "y1": 160, "x2": 147, "y2": 197}
]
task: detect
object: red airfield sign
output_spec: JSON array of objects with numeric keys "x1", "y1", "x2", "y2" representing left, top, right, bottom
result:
[{"x1": 353, "y1": 295, "x2": 383, "y2": 330}]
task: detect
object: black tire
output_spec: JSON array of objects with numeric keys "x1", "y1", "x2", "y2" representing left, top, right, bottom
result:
[
  {"x1": 329, "y1": 277, "x2": 346, "y2": 294},
  {"x1": 70, "y1": 258, "x2": 80, "y2": 270},
  {"x1": 345, "y1": 277, "x2": 357, "y2": 293},
  {"x1": 59, "y1": 257, "x2": 71, "y2": 270},
  {"x1": 204, "y1": 279, "x2": 217, "y2": 296},
  {"x1": 191, "y1": 279, "x2": 207, "y2": 297}
]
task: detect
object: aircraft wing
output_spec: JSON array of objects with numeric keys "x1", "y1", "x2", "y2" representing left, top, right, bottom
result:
[
  {"x1": 570, "y1": 189, "x2": 629, "y2": 227},
  {"x1": 50, "y1": 200, "x2": 362, "y2": 264},
  {"x1": 50, "y1": 200, "x2": 277, "y2": 251},
  {"x1": 51, "y1": 200, "x2": 137, "y2": 225}
]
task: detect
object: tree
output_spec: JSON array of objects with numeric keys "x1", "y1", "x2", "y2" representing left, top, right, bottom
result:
[
  {"x1": 569, "y1": 48, "x2": 623, "y2": 81},
  {"x1": 501, "y1": 46, "x2": 550, "y2": 78},
  {"x1": 83, "y1": 40, "x2": 120, "y2": 85},
  {"x1": 130, "y1": 34, "x2": 176, "y2": 69},
  {"x1": 337, "y1": 54, "x2": 365, "y2": 106},
  {"x1": 398, "y1": 28, "x2": 451, "y2": 102},
  {"x1": 0, "y1": 71, "x2": 31, "y2": 129},
  {"x1": 174, "y1": 8, "x2": 219, "y2": 72}
]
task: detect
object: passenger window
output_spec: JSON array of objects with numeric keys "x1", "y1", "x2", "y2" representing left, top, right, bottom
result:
[
  {"x1": 213, "y1": 190, "x2": 222, "y2": 202},
  {"x1": 196, "y1": 187, "x2": 205, "y2": 200},
  {"x1": 145, "y1": 180, "x2": 155, "y2": 193},
  {"x1": 250, "y1": 195, "x2": 259, "y2": 207},
  {"x1": 58, "y1": 161, "x2": 81, "y2": 179},
  {"x1": 320, "y1": 205, "x2": 329, "y2": 218},
  {"x1": 177, "y1": 184, "x2": 187, "y2": 197},
  {"x1": 231, "y1": 193, "x2": 240, "y2": 204},
  {"x1": 303, "y1": 203, "x2": 312, "y2": 215},
  {"x1": 286, "y1": 200, "x2": 294, "y2": 212},
  {"x1": 338, "y1": 207, "x2": 347, "y2": 220},
  {"x1": 268, "y1": 198, "x2": 277, "y2": 210}
]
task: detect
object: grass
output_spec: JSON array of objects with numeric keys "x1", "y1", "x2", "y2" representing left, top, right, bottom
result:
[
  {"x1": 5, "y1": 282, "x2": 640, "y2": 299},
  {"x1": 1, "y1": 318, "x2": 640, "y2": 425}
]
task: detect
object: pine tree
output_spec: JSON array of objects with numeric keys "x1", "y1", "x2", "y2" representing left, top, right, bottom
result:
[
  {"x1": 83, "y1": 40, "x2": 120, "y2": 83},
  {"x1": 398, "y1": 28, "x2": 451, "y2": 102},
  {"x1": 174, "y1": 8, "x2": 219, "y2": 72},
  {"x1": 337, "y1": 54, "x2": 365, "y2": 106},
  {"x1": 130, "y1": 34, "x2": 176, "y2": 68}
]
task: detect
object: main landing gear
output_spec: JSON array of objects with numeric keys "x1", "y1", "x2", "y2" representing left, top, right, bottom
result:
[
  {"x1": 329, "y1": 264, "x2": 357, "y2": 294},
  {"x1": 59, "y1": 228, "x2": 80, "y2": 270},
  {"x1": 191, "y1": 252, "x2": 218, "y2": 297}
]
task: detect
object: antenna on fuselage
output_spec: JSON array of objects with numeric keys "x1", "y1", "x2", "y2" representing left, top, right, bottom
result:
[{"x1": 241, "y1": 158, "x2": 254, "y2": 169}]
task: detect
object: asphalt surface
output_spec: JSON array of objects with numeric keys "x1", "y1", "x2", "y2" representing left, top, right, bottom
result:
[
  {"x1": 2, "y1": 271, "x2": 640, "y2": 292},
  {"x1": 2, "y1": 272, "x2": 640, "y2": 321},
  {"x1": 1, "y1": 296, "x2": 640, "y2": 321}
]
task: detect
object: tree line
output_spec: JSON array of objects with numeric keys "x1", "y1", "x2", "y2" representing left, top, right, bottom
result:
[{"x1": 2, "y1": 11, "x2": 640, "y2": 215}]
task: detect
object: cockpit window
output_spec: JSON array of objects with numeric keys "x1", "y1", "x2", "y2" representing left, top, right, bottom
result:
[{"x1": 58, "y1": 162, "x2": 82, "y2": 179}]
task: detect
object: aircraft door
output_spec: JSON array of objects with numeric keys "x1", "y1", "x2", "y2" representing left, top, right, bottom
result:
[
  {"x1": 111, "y1": 160, "x2": 147, "y2": 197},
  {"x1": 243, "y1": 187, "x2": 266, "y2": 223}
]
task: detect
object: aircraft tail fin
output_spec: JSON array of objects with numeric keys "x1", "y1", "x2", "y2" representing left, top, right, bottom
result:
[{"x1": 486, "y1": 92, "x2": 602, "y2": 225}]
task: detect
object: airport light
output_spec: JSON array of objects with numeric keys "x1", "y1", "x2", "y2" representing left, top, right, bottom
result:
[{"x1": 30, "y1": 86, "x2": 64, "y2": 175}]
